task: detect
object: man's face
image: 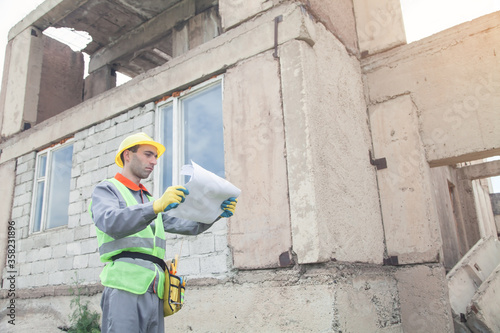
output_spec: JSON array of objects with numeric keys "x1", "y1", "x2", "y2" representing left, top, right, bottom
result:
[{"x1": 126, "y1": 144, "x2": 158, "y2": 179}]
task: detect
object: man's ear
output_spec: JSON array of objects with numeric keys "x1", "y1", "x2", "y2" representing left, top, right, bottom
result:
[{"x1": 123, "y1": 150, "x2": 131, "y2": 165}]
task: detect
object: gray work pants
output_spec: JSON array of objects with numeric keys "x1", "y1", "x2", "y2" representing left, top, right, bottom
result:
[{"x1": 100, "y1": 283, "x2": 164, "y2": 333}]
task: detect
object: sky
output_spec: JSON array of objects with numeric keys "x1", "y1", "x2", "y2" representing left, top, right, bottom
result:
[
  {"x1": 400, "y1": 0, "x2": 500, "y2": 42},
  {"x1": 0, "y1": 0, "x2": 499, "y2": 192}
]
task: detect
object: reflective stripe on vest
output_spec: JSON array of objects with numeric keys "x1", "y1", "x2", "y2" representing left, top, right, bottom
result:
[{"x1": 98, "y1": 236, "x2": 166, "y2": 256}]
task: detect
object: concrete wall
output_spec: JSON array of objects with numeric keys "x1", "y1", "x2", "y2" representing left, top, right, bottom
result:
[
  {"x1": 362, "y1": 11, "x2": 500, "y2": 167},
  {"x1": 1, "y1": 263, "x2": 455, "y2": 333},
  {"x1": 396, "y1": 265, "x2": 453, "y2": 332},
  {"x1": 37, "y1": 35, "x2": 84, "y2": 123}
]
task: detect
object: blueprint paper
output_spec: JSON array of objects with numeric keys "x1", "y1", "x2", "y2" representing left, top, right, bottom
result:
[{"x1": 168, "y1": 161, "x2": 241, "y2": 224}]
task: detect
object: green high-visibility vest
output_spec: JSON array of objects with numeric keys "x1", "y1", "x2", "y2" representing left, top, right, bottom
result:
[{"x1": 90, "y1": 178, "x2": 167, "y2": 299}]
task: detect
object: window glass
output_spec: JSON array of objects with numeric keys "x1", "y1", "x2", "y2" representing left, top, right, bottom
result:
[
  {"x1": 38, "y1": 155, "x2": 47, "y2": 178},
  {"x1": 160, "y1": 103, "x2": 174, "y2": 190},
  {"x1": 32, "y1": 182, "x2": 45, "y2": 232},
  {"x1": 46, "y1": 144, "x2": 74, "y2": 229},
  {"x1": 31, "y1": 141, "x2": 74, "y2": 232},
  {"x1": 158, "y1": 79, "x2": 224, "y2": 193},
  {"x1": 183, "y1": 84, "x2": 224, "y2": 180}
]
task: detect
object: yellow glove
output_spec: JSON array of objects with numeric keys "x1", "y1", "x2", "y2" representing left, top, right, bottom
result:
[
  {"x1": 220, "y1": 197, "x2": 238, "y2": 218},
  {"x1": 153, "y1": 186, "x2": 189, "y2": 214}
]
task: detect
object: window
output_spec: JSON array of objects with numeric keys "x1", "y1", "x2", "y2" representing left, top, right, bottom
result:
[
  {"x1": 31, "y1": 140, "x2": 74, "y2": 232},
  {"x1": 156, "y1": 77, "x2": 225, "y2": 193}
]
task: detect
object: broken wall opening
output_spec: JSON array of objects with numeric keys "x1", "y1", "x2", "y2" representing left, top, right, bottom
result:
[{"x1": 432, "y1": 157, "x2": 500, "y2": 272}]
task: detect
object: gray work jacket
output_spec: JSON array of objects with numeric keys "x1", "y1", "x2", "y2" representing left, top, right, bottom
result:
[{"x1": 90, "y1": 173, "x2": 213, "y2": 241}]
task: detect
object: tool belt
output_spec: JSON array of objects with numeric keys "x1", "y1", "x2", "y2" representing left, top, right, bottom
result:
[{"x1": 111, "y1": 251, "x2": 184, "y2": 317}]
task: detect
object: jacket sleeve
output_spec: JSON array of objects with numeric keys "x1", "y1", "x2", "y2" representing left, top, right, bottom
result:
[
  {"x1": 91, "y1": 181, "x2": 158, "y2": 239},
  {"x1": 162, "y1": 213, "x2": 214, "y2": 235}
]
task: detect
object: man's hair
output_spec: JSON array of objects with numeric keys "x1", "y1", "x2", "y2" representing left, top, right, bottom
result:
[{"x1": 120, "y1": 145, "x2": 139, "y2": 166}]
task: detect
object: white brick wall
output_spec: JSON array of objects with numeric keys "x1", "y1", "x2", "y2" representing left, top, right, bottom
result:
[{"x1": 3, "y1": 102, "x2": 233, "y2": 290}]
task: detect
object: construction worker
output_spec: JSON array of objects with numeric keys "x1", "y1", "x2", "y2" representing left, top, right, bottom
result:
[{"x1": 89, "y1": 132, "x2": 237, "y2": 333}]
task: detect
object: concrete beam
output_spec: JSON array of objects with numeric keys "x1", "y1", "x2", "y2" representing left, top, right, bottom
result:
[
  {"x1": 0, "y1": 3, "x2": 314, "y2": 164},
  {"x1": 88, "y1": 0, "x2": 196, "y2": 73},
  {"x1": 362, "y1": 12, "x2": 500, "y2": 166},
  {"x1": 8, "y1": 0, "x2": 90, "y2": 41},
  {"x1": 458, "y1": 160, "x2": 500, "y2": 181}
]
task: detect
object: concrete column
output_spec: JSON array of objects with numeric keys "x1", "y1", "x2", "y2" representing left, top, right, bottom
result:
[
  {"x1": 457, "y1": 178, "x2": 481, "y2": 250},
  {"x1": 224, "y1": 51, "x2": 292, "y2": 269},
  {"x1": 0, "y1": 39, "x2": 13, "y2": 137},
  {"x1": 188, "y1": 6, "x2": 221, "y2": 50},
  {"x1": 172, "y1": 23, "x2": 189, "y2": 58},
  {"x1": 429, "y1": 166, "x2": 464, "y2": 270},
  {"x1": 370, "y1": 95, "x2": 442, "y2": 264},
  {"x1": 472, "y1": 179, "x2": 497, "y2": 239},
  {"x1": 0, "y1": 27, "x2": 44, "y2": 137},
  {"x1": 0, "y1": 160, "x2": 17, "y2": 279},
  {"x1": 353, "y1": 0, "x2": 406, "y2": 56},
  {"x1": 83, "y1": 65, "x2": 116, "y2": 101},
  {"x1": 280, "y1": 28, "x2": 383, "y2": 264}
]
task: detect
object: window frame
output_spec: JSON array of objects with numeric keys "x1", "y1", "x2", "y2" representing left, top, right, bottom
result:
[
  {"x1": 30, "y1": 139, "x2": 74, "y2": 234},
  {"x1": 154, "y1": 75, "x2": 224, "y2": 197}
]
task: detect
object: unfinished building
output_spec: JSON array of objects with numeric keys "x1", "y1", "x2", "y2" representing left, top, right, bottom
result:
[{"x1": 0, "y1": 0, "x2": 499, "y2": 332}]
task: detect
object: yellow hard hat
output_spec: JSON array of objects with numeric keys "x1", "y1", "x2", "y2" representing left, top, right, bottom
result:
[{"x1": 115, "y1": 132, "x2": 166, "y2": 168}]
